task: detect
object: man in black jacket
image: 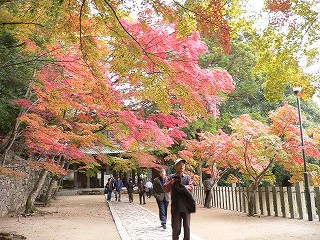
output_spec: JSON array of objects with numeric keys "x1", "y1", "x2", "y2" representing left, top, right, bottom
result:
[{"x1": 164, "y1": 158, "x2": 195, "y2": 240}]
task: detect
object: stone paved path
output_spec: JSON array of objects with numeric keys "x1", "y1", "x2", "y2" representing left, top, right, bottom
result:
[{"x1": 105, "y1": 195, "x2": 201, "y2": 240}]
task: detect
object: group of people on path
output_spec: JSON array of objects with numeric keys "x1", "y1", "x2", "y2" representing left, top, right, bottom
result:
[
  {"x1": 104, "y1": 176, "x2": 153, "y2": 204},
  {"x1": 105, "y1": 158, "x2": 200, "y2": 240},
  {"x1": 104, "y1": 177, "x2": 124, "y2": 201}
]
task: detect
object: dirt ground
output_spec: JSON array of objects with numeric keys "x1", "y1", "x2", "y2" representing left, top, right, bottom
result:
[
  {"x1": 143, "y1": 197, "x2": 320, "y2": 240},
  {"x1": 1, "y1": 194, "x2": 320, "y2": 240},
  {"x1": 0, "y1": 195, "x2": 120, "y2": 240}
]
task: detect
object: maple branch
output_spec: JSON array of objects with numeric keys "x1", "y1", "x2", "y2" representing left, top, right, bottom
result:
[
  {"x1": 243, "y1": 140, "x2": 256, "y2": 181},
  {"x1": 103, "y1": 0, "x2": 143, "y2": 51},
  {"x1": 172, "y1": 0, "x2": 229, "y2": 31},
  {"x1": 103, "y1": 0, "x2": 157, "y2": 68},
  {"x1": 0, "y1": 22, "x2": 44, "y2": 27},
  {"x1": 0, "y1": 0, "x2": 11, "y2": 5},
  {"x1": 256, "y1": 159, "x2": 274, "y2": 185},
  {"x1": 78, "y1": 0, "x2": 107, "y2": 81},
  {"x1": 210, "y1": 167, "x2": 229, "y2": 190},
  {"x1": 1, "y1": 70, "x2": 38, "y2": 166},
  {"x1": 0, "y1": 47, "x2": 65, "y2": 68},
  {"x1": 79, "y1": 0, "x2": 86, "y2": 56}
]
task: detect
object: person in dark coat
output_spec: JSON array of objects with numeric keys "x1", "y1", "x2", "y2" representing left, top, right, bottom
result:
[
  {"x1": 164, "y1": 158, "x2": 195, "y2": 240},
  {"x1": 126, "y1": 178, "x2": 135, "y2": 203},
  {"x1": 105, "y1": 178, "x2": 114, "y2": 201},
  {"x1": 138, "y1": 178, "x2": 146, "y2": 205},
  {"x1": 153, "y1": 168, "x2": 170, "y2": 229},
  {"x1": 114, "y1": 177, "x2": 124, "y2": 202},
  {"x1": 203, "y1": 174, "x2": 214, "y2": 208}
]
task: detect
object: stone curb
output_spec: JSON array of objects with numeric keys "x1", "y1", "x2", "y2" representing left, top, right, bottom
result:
[{"x1": 104, "y1": 194, "x2": 131, "y2": 240}]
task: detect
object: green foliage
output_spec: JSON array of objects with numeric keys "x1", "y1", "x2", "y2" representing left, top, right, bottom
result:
[
  {"x1": 83, "y1": 163, "x2": 101, "y2": 178},
  {"x1": 218, "y1": 168, "x2": 251, "y2": 187},
  {"x1": 271, "y1": 163, "x2": 292, "y2": 187},
  {"x1": 109, "y1": 156, "x2": 137, "y2": 172},
  {"x1": 199, "y1": 38, "x2": 281, "y2": 132},
  {"x1": 0, "y1": 30, "x2": 33, "y2": 134},
  {"x1": 183, "y1": 116, "x2": 218, "y2": 140}
]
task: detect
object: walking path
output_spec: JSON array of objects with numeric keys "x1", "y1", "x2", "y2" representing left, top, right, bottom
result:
[
  {"x1": 106, "y1": 194, "x2": 320, "y2": 240},
  {"x1": 106, "y1": 195, "x2": 201, "y2": 240},
  {"x1": 1, "y1": 194, "x2": 320, "y2": 239}
]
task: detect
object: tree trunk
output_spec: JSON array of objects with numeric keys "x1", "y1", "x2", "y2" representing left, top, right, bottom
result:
[
  {"x1": 25, "y1": 169, "x2": 48, "y2": 214},
  {"x1": 44, "y1": 176, "x2": 57, "y2": 206},
  {"x1": 44, "y1": 156, "x2": 66, "y2": 203},
  {"x1": 247, "y1": 186, "x2": 257, "y2": 217},
  {"x1": 52, "y1": 176, "x2": 64, "y2": 200}
]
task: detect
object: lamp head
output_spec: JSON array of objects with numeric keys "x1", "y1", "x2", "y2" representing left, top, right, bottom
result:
[{"x1": 293, "y1": 86, "x2": 302, "y2": 95}]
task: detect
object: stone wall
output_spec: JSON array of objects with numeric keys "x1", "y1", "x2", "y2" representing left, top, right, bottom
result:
[{"x1": 0, "y1": 161, "x2": 36, "y2": 217}]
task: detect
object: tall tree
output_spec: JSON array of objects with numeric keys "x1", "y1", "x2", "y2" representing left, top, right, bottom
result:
[{"x1": 1, "y1": 0, "x2": 235, "y2": 166}]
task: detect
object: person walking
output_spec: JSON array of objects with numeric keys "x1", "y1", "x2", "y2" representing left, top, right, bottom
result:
[
  {"x1": 203, "y1": 174, "x2": 214, "y2": 208},
  {"x1": 153, "y1": 168, "x2": 170, "y2": 229},
  {"x1": 145, "y1": 179, "x2": 153, "y2": 198},
  {"x1": 105, "y1": 178, "x2": 114, "y2": 201},
  {"x1": 114, "y1": 177, "x2": 124, "y2": 202},
  {"x1": 164, "y1": 158, "x2": 195, "y2": 240},
  {"x1": 138, "y1": 178, "x2": 146, "y2": 205},
  {"x1": 126, "y1": 178, "x2": 135, "y2": 203}
]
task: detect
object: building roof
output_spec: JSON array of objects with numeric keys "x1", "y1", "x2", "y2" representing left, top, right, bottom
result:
[{"x1": 80, "y1": 146, "x2": 125, "y2": 155}]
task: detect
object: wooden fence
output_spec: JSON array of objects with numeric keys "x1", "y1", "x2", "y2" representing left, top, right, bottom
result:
[{"x1": 192, "y1": 182, "x2": 320, "y2": 221}]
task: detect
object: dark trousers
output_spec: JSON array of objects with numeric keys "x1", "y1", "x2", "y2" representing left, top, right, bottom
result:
[
  {"x1": 115, "y1": 190, "x2": 121, "y2": 201},
  {"x1": 171, "y1": 205, "x2": 190, "y2": 240},
  {"x1": 156, "y1": 199, "x2": 168, "y2": 224},
  {"x1": 204, "y1": 190, "x2": 212, "y2": 208},
  {"x1": 107, "y1": 191, "x2": 112, "y2": 201},
  {"x1": 139, "y1": 192, "x2": 146, "y2": 204},
  {"x1": 128, "y1": 192, "x2": 133, "y2": 203}
]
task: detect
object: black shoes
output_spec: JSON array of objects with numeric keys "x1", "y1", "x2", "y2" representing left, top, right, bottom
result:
[{"x1": 161, "y1": 223, "x2": 166, "y2": 229}]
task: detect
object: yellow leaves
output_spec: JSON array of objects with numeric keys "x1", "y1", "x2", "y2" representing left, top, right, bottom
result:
[
  {"x1": 254, "y1": 44, "x2": 315, "y2": 102},
  {"x1": 176, "y1": 15, "x2": 197, "y2": 37},
  {"x1": 226, "y1": 173, "x2": 243, "y2": 185},
  {"x1": 172, "y1": 84, "x2": 208, "y2": 118},
  {"x1": 226, "y1": 0, "x2": 255, "y2": 39},
  {"x1": 109, "y1": 156, "x2": 137, "y2": 172},
  {"x1": 287, "y1": 163, "x2": 320, "y2": 186}
]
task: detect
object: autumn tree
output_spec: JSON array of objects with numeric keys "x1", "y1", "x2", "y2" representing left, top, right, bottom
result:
[
  {"x1": 1, "y1": 0, "x2": 234, "y2": 160},
  {"x1": 0, "y1": 1, "x2": 233, "y2": 212},
  {"x1": 0, "y1": 0, "x2": 237, "y2": 212},
  {"x1": 179, "y1": 130, "x2": 236, "y2": 186},
  {"x1": 229, "y1": 103, "x2": 320, "y2": 216}
]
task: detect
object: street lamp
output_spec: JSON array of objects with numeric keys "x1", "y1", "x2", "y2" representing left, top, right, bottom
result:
[{"x1": 293, "y1": 87, "x2": 313, "y2": 221}]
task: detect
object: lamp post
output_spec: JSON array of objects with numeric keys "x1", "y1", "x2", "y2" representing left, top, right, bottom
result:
[{"x1": 293, "y1": 87, "x2": 313, "y2": 221}]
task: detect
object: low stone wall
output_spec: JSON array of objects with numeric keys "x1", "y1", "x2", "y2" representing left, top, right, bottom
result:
[
  {"x1": 57, "y1": 188, "x2": 104, "y2": 196},
  {"x1": 0, "y1": 164, "x2": 36, "y2": 217}
]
